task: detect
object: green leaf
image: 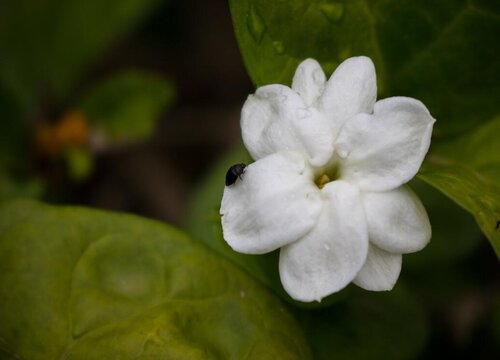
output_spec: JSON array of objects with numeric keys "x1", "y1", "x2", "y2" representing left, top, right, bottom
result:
[
  {"x1": 0, "y1": 0, "x2": 162, "y2": 107},
  {"x1": 63, "y1": 147, "x2": 94, "y2": 182},
  {"x1": 418, "y1": 116, "x2": 500, "y2": 257},
  {"x1": 229, "y1": 0, "x2": 500, "y2": 137},
  {"x1": 405, "y1": 178, "x2": 482, "y2": 267},
  {"x1": 0, "y1": 175, "x2": 44, "y2": 203},
  {"x1": 297, "y1": 286, "x2": 428, "y2": 360},
  {"x1": 0, "y1": 200, "x2": 311, "y2": 359},
  {"x1": 79, "y1": 71, "x2": 175, "y2": 142}
]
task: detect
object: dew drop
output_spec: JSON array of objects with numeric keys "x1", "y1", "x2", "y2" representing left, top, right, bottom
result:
[
  {"x1": 273, "y1": 40, "x2": 285, "y2": 55},
  {"x1": 337, "y1": 147, "x2": 349, "y2": 159},
  {"x1": 319, "y1": 2, "x2": 345, "y2": 23},
  {"x1": 247, "y1": 6, "x2": 265, "y2": 43}
]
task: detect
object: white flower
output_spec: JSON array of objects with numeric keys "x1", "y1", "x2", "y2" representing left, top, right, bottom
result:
[{"x1": 220, "y1": 57, "x2": 434, "y2": 302}]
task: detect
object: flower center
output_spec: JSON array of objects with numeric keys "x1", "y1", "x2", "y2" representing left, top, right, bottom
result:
[
  {"x1": 314, "y1": 163, "x2": 340, "y2": 189},
  {"x1": 314, "y1": 174, "x2": 330, "y2": 189}
]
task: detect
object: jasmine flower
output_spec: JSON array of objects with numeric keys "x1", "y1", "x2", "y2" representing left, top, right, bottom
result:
[{"x1": 221, "y1": 57, "x2": 434, "y2": 302}]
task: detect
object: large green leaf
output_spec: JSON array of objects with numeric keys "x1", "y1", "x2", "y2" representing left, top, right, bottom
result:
[
  {"x1": 0, "y1": 0, "x2": 161, "y2": 107},
  {"x1": 418, "y1": 116, "x2": 500, "y2": 257},
  {"x1": 229, "y1": 0, "x2": 500, "y2": 137},
  {"x1": 79, "y1": 70, "x2": 175, "y2": 142},
  {"x1": 0, "y1": 200, "x2": 310, "y2": 359}
]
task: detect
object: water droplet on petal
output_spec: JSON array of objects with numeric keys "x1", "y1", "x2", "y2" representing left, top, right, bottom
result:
[
  {"x1": 319, "y1": 2, "x2": 345, "y2": 23},
  {"x1": 247, "y1": 7, "x2": 265, "y2": 43},
  {"x1": 337, "y1": 147, "x2": 349, "y2": 159},
  {"x1": 273, "y1": 40, "x2": 285, "y2": 55}
]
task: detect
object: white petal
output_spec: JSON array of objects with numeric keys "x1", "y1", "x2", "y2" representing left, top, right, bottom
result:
[
  {"x1": 362, "y1": 186, "x2": 431, "y2": 254},
  {"x1": 279, "y1": 181, "x2": 368, "y2": 302},
  {"x1": 241, "y1": 85, "x2": 303, "y2": 161},
  {"x1": 319, "y1": 56, "x2": 377, "y2": 135},
  {"x1": 291, "y1": 107, "x2": 335, "y2": 166},
  {"x1": 291, "y1": 58, "x2": 326, "y2": 106},
  {"x1": 241, "y1": 85, "x2": 334, "y2": 167},
  {"x1": 336, "y1": 97, "x2": 435, "y2": 191},
  {"x1": 354, "y1": 244, "x2": 402, "y2": 291},
  {"x1": 221, "y1": 151, "x2": 321, "y2": 255}
]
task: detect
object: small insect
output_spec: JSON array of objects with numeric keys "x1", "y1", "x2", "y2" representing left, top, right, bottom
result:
[{"x1": 225, "y1": 163, "x2": 247, "y2": 186}]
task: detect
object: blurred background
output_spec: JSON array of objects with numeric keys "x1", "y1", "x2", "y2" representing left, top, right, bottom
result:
[
  {"x1": 0, "y1": 0, "x2": 498, "y2": 359},
  {"x1": 0, "y1": 0, "x2": 250, "y2": 223}
]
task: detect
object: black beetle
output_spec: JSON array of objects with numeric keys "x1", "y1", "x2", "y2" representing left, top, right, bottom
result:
[{"x1": 225, "y1": 163, "x2": 247, "y2": 186}]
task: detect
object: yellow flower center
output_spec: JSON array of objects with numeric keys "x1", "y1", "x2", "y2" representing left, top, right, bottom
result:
[
  {"x1": 315, "y1": 174, "x2": 331, "y2": 189},
  {"x1": 314, "y1": 162, "x2": 340, "y2": 190}
]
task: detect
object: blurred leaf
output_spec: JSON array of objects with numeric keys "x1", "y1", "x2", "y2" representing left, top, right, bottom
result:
[
  {"x1": 0, "y1": 0, "x2": 162, "y2": 107},
  {"x1": 0, "y1": 175, "x2": 44, "y2": 202},
  {"x1": 80, "y1": 71, "x2": 175, "y2": 142},
  {"x1": 297, "y1": 286, "x2": 428, "y2": 360},
  {"x1": 418, "y1": 116, "x2": 500, "y2": 258},
  {"x1": 64, "y1": 147, "x2": 94, "y2": 182},
  {"x1": 0, "y1": 200, "x2": 311, "y2": 359},
  {"x1": 229, "y1": 0, "x2": 500, "y2": 137},
  {"x1": 406, "y1": 178, "x2": 482, "y2": 267}
]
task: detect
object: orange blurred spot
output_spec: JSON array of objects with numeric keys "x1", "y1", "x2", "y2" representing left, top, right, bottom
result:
[
  {"x1": 55, "y1": 110, "x2": 89, "y2": 146},
  {"x1": 36, "y1": 110, "x2": 90, "y2": 155}
]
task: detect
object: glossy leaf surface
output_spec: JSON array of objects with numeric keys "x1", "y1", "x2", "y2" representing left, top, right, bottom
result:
[{"x1": 0, "y1": 200, "x2": 310, "y2": 359}]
